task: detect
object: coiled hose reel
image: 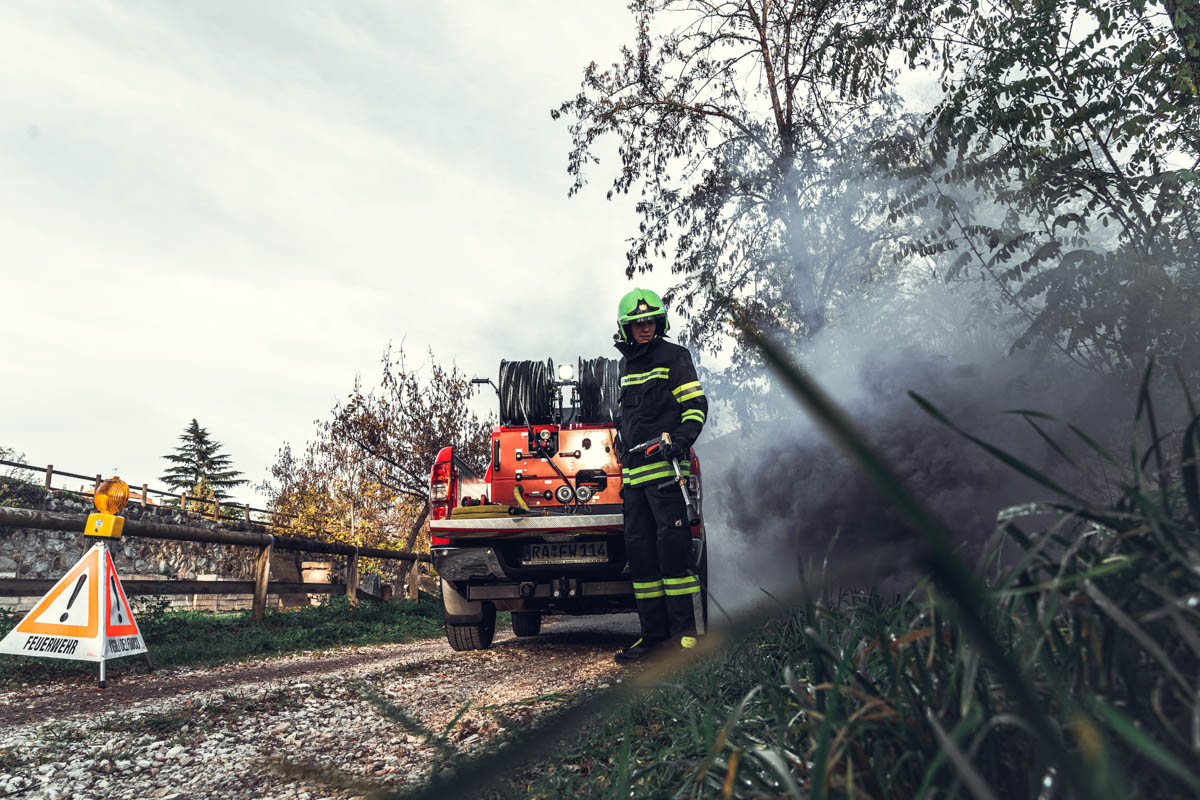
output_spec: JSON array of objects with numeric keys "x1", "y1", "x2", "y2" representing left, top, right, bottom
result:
[
  {"x1": 577, "y1": 357, "x2": 621, "y2": 424},
  {"x1": 498, "y1": 359, "x2": 555, "y2": 426}
]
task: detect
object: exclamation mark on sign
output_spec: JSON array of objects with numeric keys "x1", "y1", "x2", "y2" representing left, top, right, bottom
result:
[
  {"x1": 59, "y1": 574, "x2": 87, "y2": 623},
  {"x1": 110, "y1": 575, "x2": 123, "y2": 625}
]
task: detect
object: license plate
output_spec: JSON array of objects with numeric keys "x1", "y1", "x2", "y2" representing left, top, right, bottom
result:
[{"x1": 522, "y1": 541, "x2": 609, "y2": 565}]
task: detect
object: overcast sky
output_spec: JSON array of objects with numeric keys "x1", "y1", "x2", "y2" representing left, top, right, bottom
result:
[{"x1": 1, "y1": 2, "x2": 650, "y2": 503}]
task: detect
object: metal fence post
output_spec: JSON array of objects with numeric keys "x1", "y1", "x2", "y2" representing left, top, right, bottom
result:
[
  {"x1": 214, "y1": 498, "x2": 221, "y2": 521},
  {"x1": 44, "y1": 465, "x2": 53, "y2": 491},
  {"x1": 93, "y1": 474, "x2": 101, "y2": 493},
  {"x1": 141, "y1": 484, "x2": 148, "y2": 508},
  {"x1": 251, "y1": 534, "x2": 274, "y2": 622}
]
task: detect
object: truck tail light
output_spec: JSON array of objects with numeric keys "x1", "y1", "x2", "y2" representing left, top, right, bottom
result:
[{"x1": 430, "y1": 446, "x2": 457, "y2": 524}]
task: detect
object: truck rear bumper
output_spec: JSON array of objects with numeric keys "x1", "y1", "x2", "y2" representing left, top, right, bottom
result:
[
  {"x1": 429, "y1": 512, "x2": 623, "y2": 538},
  {"x1": 434, "y1": 545, "x2": 636, "y2": 616},
  {"x1": 467, "y1": 578, "x2": 632, "y2": 601}
]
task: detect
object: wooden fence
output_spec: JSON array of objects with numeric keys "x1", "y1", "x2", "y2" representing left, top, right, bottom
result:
[
  {"x1": 1, "y1": 457, "x2": 291, "y2": 528},
  {"x1": 0, "y1": 507, "x2": 432, "y2": 621}
]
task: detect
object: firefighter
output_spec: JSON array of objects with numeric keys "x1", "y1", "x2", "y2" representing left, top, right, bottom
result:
[{"x1": 612, "y1": 288, "x2": 708, "y2": 663}]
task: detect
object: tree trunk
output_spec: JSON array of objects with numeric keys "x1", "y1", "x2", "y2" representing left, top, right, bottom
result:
[
  {"x1": 403, "y1": 499, "x2": 430, "y2": 553},
  {"x1": 780, "y1": 194, "x2": 825, "y2": 339}
]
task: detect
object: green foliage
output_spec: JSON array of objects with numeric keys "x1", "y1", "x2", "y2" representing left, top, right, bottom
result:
[
  {"x1": 0, "y1": 447, "x2": 40, "y2": 508},
  {"x1": 560, "y1": 0, "x2": 1200, "y2": 400},
  {"x1": 0, "y1": 475, "x2": 44, "y2": 509},
  {"x1": 892, "y1": 0, "x2": 1200, "y2": 376},
  {"x1": 263, "y1": 344, "x2": 492, "y2": 552},
  {"x1": 0, "y1": 595, "x2": 443, "y2": 688},
  {"x1": 159, "y1": 418, "x2": 246, "y2": 500},
  {"x1": 554, "y1": 0, "x2": 924, "y2": 373}
]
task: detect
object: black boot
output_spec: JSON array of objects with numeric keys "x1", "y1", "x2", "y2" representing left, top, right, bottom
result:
[{"x1": 614, "y1": 637, "x2": 662, "y2": 663}]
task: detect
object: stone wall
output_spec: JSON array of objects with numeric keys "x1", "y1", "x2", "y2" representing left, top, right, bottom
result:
[{"x1": 0, "y1": 489, "x2": 348, "y2": 613}]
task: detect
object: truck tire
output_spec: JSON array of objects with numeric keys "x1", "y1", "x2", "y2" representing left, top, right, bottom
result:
[
  {"x1": 511, "y1": 611, "x2": 542, "y2": 637},
  {"x1": 446, "y1": 603, "x2": 496, "y2": 651}
]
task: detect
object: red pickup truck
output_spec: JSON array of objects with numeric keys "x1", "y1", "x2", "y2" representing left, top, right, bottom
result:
[{"x1": 428, "y1": 358, "x2": 707, "y2": 650}]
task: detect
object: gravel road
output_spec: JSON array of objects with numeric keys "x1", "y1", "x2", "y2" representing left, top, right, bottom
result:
[{"x1": 0, "y1": 614, "x2": 639, "y2": 799}]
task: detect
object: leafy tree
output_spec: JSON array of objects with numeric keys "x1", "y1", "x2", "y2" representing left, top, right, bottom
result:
[
  {"x1": 554, "y1": 0, "x2": 925, "y2": 362},
  {"x1": 159, "y1": 419, "x2": 246, "y2": 500},
  {"x1": 331, "y1": 345, "x2": 492, "y2": 552},
  {"x1": 0, "y1": 445, "x2": 39, "y2": 508},
  {"x1": 558, "y1": 0, "x2": 1200, "y2": 383},
  {"x1": 260, "y1": 430, "x2": 417, "y2": 548},
  {"x1": 893, "y1": 0, "x2": 1200, "y2": 376},
  {"x1": 0, "y1": 445, "x2": 28, "y2": 479},
  {"x1": 263, "y1": 346, "x2": 492, "y2": 553}
]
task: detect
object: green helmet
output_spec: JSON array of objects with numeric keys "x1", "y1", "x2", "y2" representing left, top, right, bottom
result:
[{"x1": 616, "y1": 288, "x2": 670, "y2": 342}]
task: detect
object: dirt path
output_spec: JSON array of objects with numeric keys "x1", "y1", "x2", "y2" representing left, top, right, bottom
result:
[{"x1": 0, "y1": 615, "x2": 638, "y2": 800}]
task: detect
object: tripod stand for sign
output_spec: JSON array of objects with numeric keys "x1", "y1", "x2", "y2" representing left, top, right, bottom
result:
[{"x1": 0, "y1": 478, "x2": 149, "y2": 688}]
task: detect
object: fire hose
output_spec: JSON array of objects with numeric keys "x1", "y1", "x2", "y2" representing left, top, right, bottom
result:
[{"x1": 498, "y1": 359, "x2": 555, "y2": 426}]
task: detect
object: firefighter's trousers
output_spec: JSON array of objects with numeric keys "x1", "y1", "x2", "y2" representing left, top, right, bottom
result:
[{"x1": 623, "y1": 481, "x2": 702, "y2": 642}]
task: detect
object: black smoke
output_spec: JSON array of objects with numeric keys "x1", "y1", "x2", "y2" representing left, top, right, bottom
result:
[{"x1": 696, "y1": 287, "x2": 1134, "y2": 610}]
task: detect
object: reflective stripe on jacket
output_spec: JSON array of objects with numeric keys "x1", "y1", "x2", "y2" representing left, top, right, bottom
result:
[{"x1": 613, "y1": 336, "x2": 708, "y2": 473}]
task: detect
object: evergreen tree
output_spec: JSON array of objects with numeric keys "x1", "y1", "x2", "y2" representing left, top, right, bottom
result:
[{"x1": 160, "y1": 419, "x2": 246, "y2": 499}]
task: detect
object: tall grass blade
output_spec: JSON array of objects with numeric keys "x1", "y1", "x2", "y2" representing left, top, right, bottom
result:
[
  {"x1": 924, "y1": 709, "x2": 999, "y2": 800},
  {"x1": 613, "y1": 715, "x2": 632, "y2": 799},
  {"x1": 1181, "y1": 414, "x2": 1200, "y2": 532},
  {"x1": 721, "y1": 749, "x2": 741, "y2": 799},
  {"x1": 1089, "y1": 697, "x2": 1200, "y2": 793},
  {"x1": 1066, "y1": 422, "x2": 1121, "y2": 468},
  {"x1": 959, "y1": 645, "x2": 980, "y2": 718},
  {"x1": 439, "y1": 702, "x2": 472, "y2": 740},
  {"x1": 359, "y1": 684, "x2": 457, "y2": 764},
  {"x1": 910, "y1": 391, "x2": 1088, "y2": 504},
  {"x1": 714, "y1": 686, "x2": 761, "y2": 755},
  {"x1": 1081, "y1": 580, "x2": 1191, "y2": 695},
  {"x1": 747, "y1": 747, "x2": 804, "y2": 799},
  {"x1": 1013, "y1": 413, "x2": 1082, "y2": 471},
  {"x1": 1173, "y1": 359, "x2": 1196, "y2": 418},
  {"x1": 1134, "y1": 358, "x2": 1155, "y2": 422}
]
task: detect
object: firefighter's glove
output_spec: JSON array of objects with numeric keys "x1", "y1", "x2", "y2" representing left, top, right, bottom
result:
[{"x1": 662, "y1": 440, "x2": 689, "y2": 462}]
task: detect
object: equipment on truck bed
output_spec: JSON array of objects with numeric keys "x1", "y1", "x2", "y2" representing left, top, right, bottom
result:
[
  {"x1": 578, "y1": 357, "x2": 621, "y2": 423},
  {"x1": 491, "y1": 357, "x2": 622, "y2": 427}
]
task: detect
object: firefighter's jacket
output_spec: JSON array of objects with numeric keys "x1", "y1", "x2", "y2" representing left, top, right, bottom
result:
[{"x1": 614, "y1": 336, "x2": 708, "y2": 487}]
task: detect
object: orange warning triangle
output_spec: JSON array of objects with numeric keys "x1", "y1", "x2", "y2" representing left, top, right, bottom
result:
[
  {"x1": 1, "y1": 543, "x2": 148, "y2": 666},
  {"x1": 15, "y1": 547, "x2": 101, "y2": 638},
  {"x1": 104, "y1": 550, "x2": 140, "y2": 637}
]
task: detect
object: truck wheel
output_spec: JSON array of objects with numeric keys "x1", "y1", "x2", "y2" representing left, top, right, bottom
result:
[
  {"x1": 446, "y1": 603, "x2": 496, "y2": 651},
  {"x1": 511, "y1": 611, "x2": 542, "y2": 637}
]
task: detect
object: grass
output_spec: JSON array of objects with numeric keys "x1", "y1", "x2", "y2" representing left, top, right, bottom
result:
[{"x1": 0, "y1": 595, "x2": 444, "y2": 688}]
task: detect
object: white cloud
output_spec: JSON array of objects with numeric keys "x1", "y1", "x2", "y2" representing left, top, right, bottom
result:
[{"x1": 1, "y1": 2, "x2": 653, "y2": 503}]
